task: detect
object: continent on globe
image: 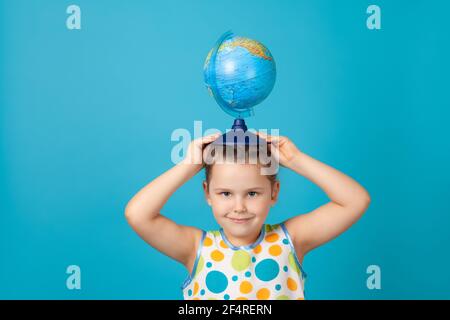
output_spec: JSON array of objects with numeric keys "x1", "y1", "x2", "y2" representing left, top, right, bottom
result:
[{"x1": 204, "y1": 32, "x2": 276, "y2": 119}]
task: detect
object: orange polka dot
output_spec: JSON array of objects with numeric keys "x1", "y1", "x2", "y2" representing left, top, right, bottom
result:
[
  {"x1": 239, "y1": 281, "x2": 253, "y2": 294},
  {"x1": 287, "y1": 277, "x2": 298, "y2": 291},
  {"x1": 256, "y1": 288, "x2": 270, "y2": 300},
  {"x1": 253, "y1": 244, "x2": 262, "y2": 254},
  {"x1": 220, "y1": 240, "x2": 228, "y2": 249},
  {"x1": 193, "y1": 282, "x2": 199, "y2": 295},
  {"x1": 203, "y1": 237, "x2": 212, "y2": 247},
  {"x1": 211, "y1": 249, "x2": 224, "y2": 261},
  {"x1": 265, "y1": 233, "x2": 279, "y2": 243},
  {"x1": 193, "y1": 298, "x2": 200, "y2": 300},
  {"x1": 269, "y1": 244, "x2": 282, "y2": 256},
  {"x1": 297, "y1": 297, "x2": 305, "y2": 300},
  {"x1": 236, "y1": 297, "x2": 248, "y2": 300}
]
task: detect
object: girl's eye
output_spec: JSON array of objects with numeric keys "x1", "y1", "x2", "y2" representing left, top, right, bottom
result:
[
  {"x1": 248, "y1": 191, "x2": 258, "y2": 197},
  {"x1": 221, "y1": 192, "x2": 231, "y2": 197}
]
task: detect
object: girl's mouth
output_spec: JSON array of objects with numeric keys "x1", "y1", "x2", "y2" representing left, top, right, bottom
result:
[{"x1": 228, "y1": 217, "x2": 253, "y2": 224}]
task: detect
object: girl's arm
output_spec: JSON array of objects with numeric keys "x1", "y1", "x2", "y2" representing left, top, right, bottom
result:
[
  {"x1": 125, "y1": 133, "x2": 221, "y2": 271},
  {"x1": 256, "y1": 132, "x2": 371, "y2": 256}
]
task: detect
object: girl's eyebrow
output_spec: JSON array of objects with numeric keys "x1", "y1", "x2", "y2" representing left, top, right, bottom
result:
[{"x1": 213, "y1": 187, "x2": 265, "y2": 191}]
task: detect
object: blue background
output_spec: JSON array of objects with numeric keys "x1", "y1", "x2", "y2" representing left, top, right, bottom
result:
[{"x1": 1, "y1": 0, "x2": 449, "y2": 299}]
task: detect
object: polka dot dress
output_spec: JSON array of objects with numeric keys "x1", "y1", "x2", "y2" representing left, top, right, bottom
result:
[{"x1": 181, "y1": 223, "x2": 307, "y2": 300}]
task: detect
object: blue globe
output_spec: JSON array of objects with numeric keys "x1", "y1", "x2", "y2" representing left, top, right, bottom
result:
[{"x1": 204, "y1": 31, "x2": 276, "y2": 118}]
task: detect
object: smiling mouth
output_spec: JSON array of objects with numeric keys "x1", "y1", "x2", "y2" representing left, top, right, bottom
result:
[{"x1": 228, "y1": 217, "x2": 253, "y2": 224}]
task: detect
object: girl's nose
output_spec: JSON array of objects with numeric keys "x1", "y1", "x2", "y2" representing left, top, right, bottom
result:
[{"x1": 233, "y1": 198, "x2": 247, "y2": 213}]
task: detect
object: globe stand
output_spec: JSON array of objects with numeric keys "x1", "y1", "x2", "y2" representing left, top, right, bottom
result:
[
  {"x1": 211, "y1": 118, "x2": 267, "y2": 147},
  {"x1": 204, "y1": 31, "x2": 273, "y2": 149}
]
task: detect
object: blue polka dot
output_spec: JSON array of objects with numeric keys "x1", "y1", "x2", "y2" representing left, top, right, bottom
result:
[
  {"x1": 200, "y1": 289, "x2": 205, "y2": 296},
  {"x1": 205, "y1": 271, "x2": 228, "y2": 293},
  {"x1": 206, "y1": 262, "x2": 212, "y2": 268},
  {"x1": 252, "y1": 257, "x2": 256, "y2": 262},
  {"x1": 283, "y1": 239, "x2": 289, "y2": 245},
  {"x1": 275, "y1": 284, "x2": 281, "y2": 291},
  {"x1": 255, "y1": 259, "x2": 280, "y2": 282},
  {"x1": 283, "y1": 266, "x2": 288, "y2": 272},
  {"x1": 232, "y1": 275, "x2": 238, "y2": 281},
  {"x1": 188, "y1": 289, "x2": 192, "y2": 296},
  {"x1": 245, "y1": 271, "x2": 251, "y2": 277},
  {"x1": 224, "y1": 294, "x2": 230, "y2": 300}
]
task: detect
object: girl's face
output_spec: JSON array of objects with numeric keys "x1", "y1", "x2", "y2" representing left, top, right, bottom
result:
[{"x1": 203, "y1": 162, "x2": 280, "y2": 239}]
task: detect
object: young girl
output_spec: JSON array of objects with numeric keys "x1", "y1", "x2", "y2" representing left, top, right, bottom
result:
[{"x1": 125, "y1": 131, "x2": 371, "y2": 300}]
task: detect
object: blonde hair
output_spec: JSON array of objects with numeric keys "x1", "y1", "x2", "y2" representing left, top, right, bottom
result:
[{"x1": 203, "y1": 143, "x2": 278, "y2": 192}]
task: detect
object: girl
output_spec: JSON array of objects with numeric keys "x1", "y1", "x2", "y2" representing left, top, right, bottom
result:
[{"x1": 125, "y1": 131, "x2": 371, "y2": 300}]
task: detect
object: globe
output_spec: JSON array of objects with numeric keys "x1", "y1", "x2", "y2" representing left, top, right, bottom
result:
[{"x1": 204, "y1": 31, "x2": 276, "y2": 119}]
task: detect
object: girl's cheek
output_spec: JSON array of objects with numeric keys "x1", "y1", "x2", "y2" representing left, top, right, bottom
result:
[
  {"x1": 212, "y1": 199, "x2": 232, "y2": 212},
  {"x1": 250, "y1": 199, "x2": 272, "y2": 212}
]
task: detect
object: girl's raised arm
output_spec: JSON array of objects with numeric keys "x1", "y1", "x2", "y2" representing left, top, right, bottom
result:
[
  {"x1": 256, "y1": 132, "x2": 371, "y2": 256},
  {"x1": 125, "y1": 133, "x2": 221, "y2": 271}
]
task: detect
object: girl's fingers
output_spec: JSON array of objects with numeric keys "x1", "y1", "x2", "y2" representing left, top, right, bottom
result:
[
  {"x1": 200, "y1": 133, "x2": 222, "y2": 145},
  {"x1": 256, "y1": 131, "x2": 272, "y2": 143},
  {"x1": 256, "y1": 131, "x2": 281, "y2": 144},
  {"x1": 207, "y1": 132, "x2": 222, "y2": 138},
  {"x1": 207, "y1": 133, "x2": 222, "y2": 141},
  {"x1": 255, "y1": 131, "x2": 269, "y2": 139},
  {"x1": 269, "y1": 143, "x2": 281, "y2": 163}
]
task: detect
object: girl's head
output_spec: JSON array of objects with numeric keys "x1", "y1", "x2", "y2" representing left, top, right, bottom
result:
[{"x1": 202, "y1": 143, "x2": 280, "y2": 239}]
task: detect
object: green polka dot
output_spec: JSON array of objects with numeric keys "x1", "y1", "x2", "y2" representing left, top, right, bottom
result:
[
  {"x1": 195, "y1": 256, "x2": 205, "y2": 277},
  {"x1": 211, "y1": 230, "x2": 221, "y2": 237},
  {"x1": 276, "y1": 295, "x2": 290, "y2": 300},
  {"x1": 288, "y1": 252, "x2": 300, "y2": 275},
  {"x1": 231, "y1": 250, "x2": 251, "y2": 271}
]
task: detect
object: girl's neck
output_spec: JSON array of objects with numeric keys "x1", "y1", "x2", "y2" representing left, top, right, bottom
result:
[{"x1": 222, "y1": 225, "x2": 263, "y2": 247}]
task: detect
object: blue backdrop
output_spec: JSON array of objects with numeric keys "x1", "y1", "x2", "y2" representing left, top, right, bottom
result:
[{"x1": 1, "y1": 0, "x2": 449, "y2": 299}]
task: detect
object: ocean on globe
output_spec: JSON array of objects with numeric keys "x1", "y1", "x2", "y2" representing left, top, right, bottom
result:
[{"x1": 203, "y1": 32, "x2": 276, "y2": 118}]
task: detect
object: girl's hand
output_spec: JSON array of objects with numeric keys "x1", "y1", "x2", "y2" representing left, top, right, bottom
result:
[
  {"x1": 183, "y1": 132, "x2": 222, "y2": 166},
  {"x1": 255, "y1": 131, "x2": 302, "y2": 168}
]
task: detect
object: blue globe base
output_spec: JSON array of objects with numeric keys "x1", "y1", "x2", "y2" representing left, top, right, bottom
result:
[{"x1": 211, "y1": 119, "x2": 267, "y2": 147}]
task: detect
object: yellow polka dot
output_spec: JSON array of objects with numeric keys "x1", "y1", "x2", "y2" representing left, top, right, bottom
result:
[
  {"x1": 193, "y1": 297, "x2": 200, "y2": 300},
  {"x1": 287, "y1": 277, "x2": 298, "y2": 291},
  {"x1": 253, "y1": 244, "x2": 262, "y2": 254},
  {"x1": 236, "y1": 297, "x2": 248, "y2": 300},
  {"x1": 211, "y1": 249, "x2": 224, "y2": 261},
  {"x1": 265, "y1": 233, "x2": 279, "y2": 243},
  {"x1": 203, "y1": 237, "x2": 212, "y2": 247},
  {"x1": 269, "y1": 244, "x2": 282, "y2": 256},
  {"x1": 193, "y1": 282, "x2": 199, "y2": 295},
  {"x1": 297, "y1": 297, "x2": 305, "y2": 300},
  {"x1": 220, "y1": 240, "x2": 228, "y2": 248},
  {"x1": 239, "y1": 281, "x2": 253, "y2": 294},
  {"x1": 256, "y1": 288, "x2": 270, "y2": 300}
]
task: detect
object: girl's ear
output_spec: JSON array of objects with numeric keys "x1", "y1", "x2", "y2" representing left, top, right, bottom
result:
[
  {"x1": 271, "y1": 180, "x2": 280, "y2": 204},
  {"x1": 203, "y1": 180, "x2": 212, "y2": 206}
]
